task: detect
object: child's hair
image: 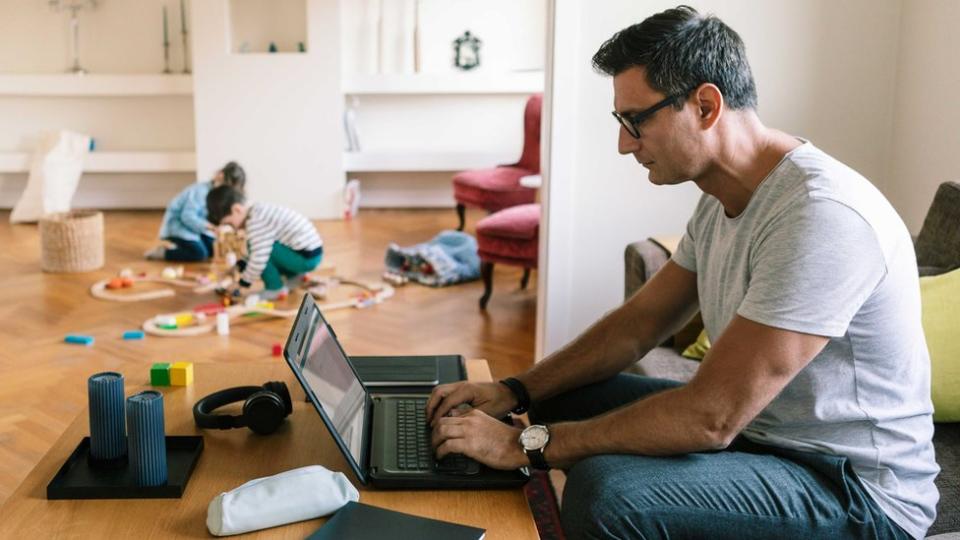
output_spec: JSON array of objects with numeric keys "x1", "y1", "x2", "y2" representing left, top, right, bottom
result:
[
  {"x1": 206, "y1": 185, "x2": 247, "y2": 225},
  {"x1": 220, "y1": 161, "x2": 246, "y2": 190}
]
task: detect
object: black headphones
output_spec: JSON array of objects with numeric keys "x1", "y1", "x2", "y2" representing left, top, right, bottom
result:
[{"x1": 193, "y1": 381, "x2": 293, "y2": 435}]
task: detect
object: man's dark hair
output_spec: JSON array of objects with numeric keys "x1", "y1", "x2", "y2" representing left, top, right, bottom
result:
[
  {"x1": 592, "y1": 5, "x2": 758, "y2": 110},
  {"x1": 206, "y1": 185, "x2": 246, "y2": 225},
  {"x1": 220, "y1": 161, "x2": 246, "y2": 190}
]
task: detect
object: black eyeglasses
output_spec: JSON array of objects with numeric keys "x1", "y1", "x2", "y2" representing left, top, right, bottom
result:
[{"x1": 612, "y1": 93, "x2": 686, "y2": 139}]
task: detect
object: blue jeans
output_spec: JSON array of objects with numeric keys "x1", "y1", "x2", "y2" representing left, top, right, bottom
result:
[
  {"x1": 164, "y1": 235, "x2": 214, "y2": 262},
  {"x1": 528, "y1": 374, "x2": 911, "y2": 540}
]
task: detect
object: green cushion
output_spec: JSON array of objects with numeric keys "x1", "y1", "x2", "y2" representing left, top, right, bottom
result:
[
  {"x1": 923, "y1": 268, "x2": 960, "y2": 422},
  {"x1": 681, "y1": 329, "x2": 711, "y2": 360}
]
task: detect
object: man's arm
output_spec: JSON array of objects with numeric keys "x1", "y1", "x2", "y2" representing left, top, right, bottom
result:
[
  {"x1": 518, "y1": 260, "x2": 700, "y2": 403},
  {"x1": 432, "y1": 315, "x2": 830, "y2": 468},
  {"x1": 427, "y1": 260, "x2": 699, "y2": 422}
]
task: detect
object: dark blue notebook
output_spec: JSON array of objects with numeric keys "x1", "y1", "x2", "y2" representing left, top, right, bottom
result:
[{"x1": 307, "y1": 501, "x2": 485, "y2": 540}]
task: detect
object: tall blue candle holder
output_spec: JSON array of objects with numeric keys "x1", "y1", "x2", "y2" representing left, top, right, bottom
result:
[
  {"x1": 126, "y1": 390, "x2": 167, "y2": 487},
  {"x1": 87, "y1": 372, "x2": 127, "y2": 466}
]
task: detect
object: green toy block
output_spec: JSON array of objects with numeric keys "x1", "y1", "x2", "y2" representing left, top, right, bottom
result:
[{"x1": 150, "y1": 362, "x2": 171, "y2": 386}]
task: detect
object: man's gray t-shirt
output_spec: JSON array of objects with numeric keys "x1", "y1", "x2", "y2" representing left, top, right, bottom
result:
[{"x1": 672, "y1": 142, "x2": 939, "y2": 538}]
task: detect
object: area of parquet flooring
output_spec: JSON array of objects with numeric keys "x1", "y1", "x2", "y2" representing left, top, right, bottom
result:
[{"x1": 0, "y1": 208, "x2": 536, "y2": 505}]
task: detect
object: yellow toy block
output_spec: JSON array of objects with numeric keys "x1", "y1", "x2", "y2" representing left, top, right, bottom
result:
[
  {"x1": 174, "y1": 313, "x2": 194, "y2": 326},
  {"x1": 256, "y1": 301, "x2": 275, "y2": 310},
  {"x1": 170, "y1": 361, "x2": 194, "y2": 386}
]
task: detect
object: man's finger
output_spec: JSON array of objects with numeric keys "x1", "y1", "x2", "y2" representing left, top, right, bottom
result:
[
  {"x1": 431, "y1": 419, "x2": 467, "y2": 448},
  {"x1": 424, "y1": 384, "x2": 451, "y2": 422},
  {"x1": 426, "y1": 383, "x2": 462, "y2": 421},
  {"x1": 429, "y1": 386, "x2": 472, "y2": 426},
  {"x1": 435, "y1": 439, "x2": 466, "y2": 460}
]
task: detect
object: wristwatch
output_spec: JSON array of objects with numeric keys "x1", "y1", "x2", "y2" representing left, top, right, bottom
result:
[
  {"x1": 499, "y1": 377, "x2": 530, "y2": 415},
  {"x1": 519, "y1": 424, "x2": 551, "y2": 470}
]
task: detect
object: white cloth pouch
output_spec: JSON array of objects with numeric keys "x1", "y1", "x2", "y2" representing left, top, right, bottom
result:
[
  {"x1": 206, "y1": 465, "x2": 359, "y2": 536},
  {"x1": 10, "y1": 130, "x2": 90, "y2": 223}
]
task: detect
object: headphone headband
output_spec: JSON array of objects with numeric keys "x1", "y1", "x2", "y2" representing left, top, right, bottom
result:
[{"x1": 193, "y1": 383, "x2": 290, "y2": 433}]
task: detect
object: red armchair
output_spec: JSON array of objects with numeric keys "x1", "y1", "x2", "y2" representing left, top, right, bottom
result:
[{"x1": 453, "y1": 93, "x2": 542, "y2": 231}]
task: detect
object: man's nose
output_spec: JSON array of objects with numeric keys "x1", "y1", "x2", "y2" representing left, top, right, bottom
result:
[{"x1": 618, "y1": 125, "x2": 641, "y2": 155}]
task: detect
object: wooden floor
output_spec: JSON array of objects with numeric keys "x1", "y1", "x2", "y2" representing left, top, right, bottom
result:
[{"x1": 0, "y1": 208, "x2": 536, "y2": 506}]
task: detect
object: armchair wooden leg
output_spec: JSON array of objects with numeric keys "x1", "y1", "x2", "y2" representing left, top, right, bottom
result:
[
  {"x1": 456, "y1": 203, "x2": 466, "y2": 231},
  {"x1": 520, "y1": 268, "x2": 531, "y2": 289},
  {"x1": 479, "y1": 261, "x2": 494, "y2": 309}
]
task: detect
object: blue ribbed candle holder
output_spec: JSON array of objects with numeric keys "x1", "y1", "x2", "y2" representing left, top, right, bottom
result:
[
  {"x1": 126, "y1": 390, "x2": 167, "y2": 487},
  {"x1": 87, "y1": 372, "x2": 127, "y2": 465}
]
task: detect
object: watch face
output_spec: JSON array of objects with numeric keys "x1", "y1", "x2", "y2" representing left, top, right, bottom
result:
[{"x1": 520, "y1": 425, "x2": 549, "y2": 450}]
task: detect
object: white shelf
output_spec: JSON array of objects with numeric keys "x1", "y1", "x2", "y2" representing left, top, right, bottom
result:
[
  {"x1": 343, "y1": 151, "x2": 516, "y2": 172},
  {"x1": 0, "y1": 151, "x2": 196, "y2": 173},
  {"x1": 343, "y1": 71, "x2": 543, "y2": 95},
  {"x1": 0, "y1": 74, "x2": 193, "y2": 97}
]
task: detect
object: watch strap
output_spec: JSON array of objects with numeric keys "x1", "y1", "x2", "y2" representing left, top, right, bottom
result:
[
  {"x1": 499, "y1": 377, "x2": 530, "y2": 415},
  {"x1": 524, "y1": 447, "x2": 550, "y2": 470}
]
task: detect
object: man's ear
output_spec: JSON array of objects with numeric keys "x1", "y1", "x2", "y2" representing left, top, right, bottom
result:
[
  {"x1": 231, "y1": 202, "x2": 244, "y2": 215},
  {"x1": 694, "y1": 83, "x2": 723, "y2": 128}
]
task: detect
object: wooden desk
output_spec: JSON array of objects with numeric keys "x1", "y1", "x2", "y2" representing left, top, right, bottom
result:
[{"x1": 0, "y1": 361, "x2": 538, "y2": 539}]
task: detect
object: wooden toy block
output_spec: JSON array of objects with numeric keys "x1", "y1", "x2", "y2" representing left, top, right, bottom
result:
[
  {"x1": 174, "y1": 313, "x2": 194, "y2": 326},
  {"x1": 122, "y1": 330, "x2": 145, "y2": 340},
  {"x1": 65, "y1": 334, "x2": 94, "y2": 346},
  {"x1": 170, "y1": 361, "x2": 194, "y2": 386},
  {"x1": 150, "y1": 363, "x2": 171, "y2": 386},
  {"x1": 106, "y1": 277, "x2": 125, "y2": 290},
  {"x1": 272, "y1": 343, "x2": 283, "y2": 357}
]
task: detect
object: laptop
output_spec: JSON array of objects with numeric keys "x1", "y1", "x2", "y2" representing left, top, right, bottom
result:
[{"x1": 283, "y1": 294, "x2": 529, "y2": 489}]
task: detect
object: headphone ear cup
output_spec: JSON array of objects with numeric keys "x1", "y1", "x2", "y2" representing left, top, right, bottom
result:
[
  {"x1": 263, "y1": 381, "x2": 293, "y2": 416},
  {"x1": 243, "y1": 391, "x2": 285, "y2": 435}
]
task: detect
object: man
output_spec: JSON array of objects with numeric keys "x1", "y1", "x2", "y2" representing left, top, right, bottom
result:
[{"x1": 426, "y1": 6, "x2": 939, "y2": 539}]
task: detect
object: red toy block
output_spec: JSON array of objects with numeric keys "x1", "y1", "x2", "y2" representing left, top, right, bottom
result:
[
  {"x1": 106, "y1": 277, "x2": 125, "y2": 290},
  {"x1": 272, "y1": 343, "x2": 283, "y2": 357}
]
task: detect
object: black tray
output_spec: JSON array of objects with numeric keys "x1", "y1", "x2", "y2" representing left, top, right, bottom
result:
[{"x1": 47, "y1": 435, "x2": 203, "y2": 500}]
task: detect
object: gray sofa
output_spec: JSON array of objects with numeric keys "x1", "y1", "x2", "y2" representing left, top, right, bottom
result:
[{"x1": 624, "y1": 181, "x2": 960, "y2": 538}]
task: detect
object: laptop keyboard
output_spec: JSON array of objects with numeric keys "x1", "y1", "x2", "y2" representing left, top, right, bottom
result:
[
  {"x1": 395, "y1": 398, "x2": 479, "y2": 474},
  {"x1": 396, "y1": 398, "x2": 431, "y2": 470}
]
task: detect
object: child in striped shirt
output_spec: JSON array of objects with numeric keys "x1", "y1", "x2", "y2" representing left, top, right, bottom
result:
[{"x1": 206, "y1": 185, "x2": 324, "y2": 300}]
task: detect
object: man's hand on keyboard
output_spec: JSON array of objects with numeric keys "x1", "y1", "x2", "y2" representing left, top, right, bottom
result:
[
  {"x1": 430, "y1": 408, "x2": 528, "y2": 470},
  {"x1": 425, "y1": 381, "x2": 518, "y2": 426}
]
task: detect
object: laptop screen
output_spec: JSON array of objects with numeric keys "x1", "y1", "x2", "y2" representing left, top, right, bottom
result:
[{"x1": 291, "y1": 301, "x2": 368, "y2": 468}]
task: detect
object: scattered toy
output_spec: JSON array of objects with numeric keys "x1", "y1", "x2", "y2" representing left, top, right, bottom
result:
[
  {"x1": 216, "y1": 312, "x2": 230, "y2": 336},
  {"x1": 122, "y1": 330, "x2": 145, "y2": 340},
  {"x1": 272, "y1": 343, "x2": 283, "y2": 357},
  {"x1": 170, "y1": 361, "x2": 193, "y2": 386},
  {"x1": 65, "y1": 334, "x2": 94, "y2": 346},
  {"x1": 150, "y1": 363, "x2": 171, "y2": 386}
]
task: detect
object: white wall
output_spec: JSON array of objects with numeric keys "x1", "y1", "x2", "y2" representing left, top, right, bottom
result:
[
  {"x1": 0, "y1": 0, "x2": 196, "y2": 209},
  {"x1": 885, "y1": 0, "x2": 960, "y2": 233},
  {"x1": 192, "y1": 0, "x2": 344, "y2": 219},
  {"x1": 540, "y1": 0, "x2": 902, "y2": 356},
  {"x1": 341, "y1": 0, "x2": 546, "y2": 76},
  {"x1": 340, "y1": 0, "x2": 547, "y2": 208},
  {"x1": 0, "y1": 0, "x2": 190, "y2": 74}
]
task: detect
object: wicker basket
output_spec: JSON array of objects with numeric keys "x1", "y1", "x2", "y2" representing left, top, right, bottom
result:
[{"x1": 39, "y1": 211, "x2": 105, "y2": 273}]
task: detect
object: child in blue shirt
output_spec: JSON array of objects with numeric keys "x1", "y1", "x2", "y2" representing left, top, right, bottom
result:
[{"x1": 145, "y1": 162, "x2": 246, "y2": 261}]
